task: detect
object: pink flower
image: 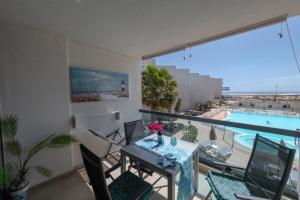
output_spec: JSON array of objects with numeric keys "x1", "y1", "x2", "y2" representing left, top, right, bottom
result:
[{"x1": 148, "y1": 123, "x2": 163, "y2": 132}]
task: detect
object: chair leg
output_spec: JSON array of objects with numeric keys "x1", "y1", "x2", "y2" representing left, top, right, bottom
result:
[
  {"x1": 152, "y1": 176, "x2": 163, "y2": 186},
  {"x1": 138, "y1": 170, "x2": 143, "y2": 178},
  {"x1": 205, "y1": 189, "x2": 212, "y2": 200}
]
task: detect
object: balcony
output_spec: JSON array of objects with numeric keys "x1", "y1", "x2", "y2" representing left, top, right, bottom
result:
[
  {"x1": 26, "y1": 109, "x2": 299, "y2": 200},
  {"x1": 139, "y1": 109, "x2": 299, "y2": 199},
  {"x1": 1, "y1": 1, "x2": 300, "y2": 200}
]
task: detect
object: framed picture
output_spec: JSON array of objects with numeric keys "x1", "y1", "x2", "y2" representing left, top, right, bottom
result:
[{"x1": 70, "y1": 67, "x2": 129, "y2": 102}]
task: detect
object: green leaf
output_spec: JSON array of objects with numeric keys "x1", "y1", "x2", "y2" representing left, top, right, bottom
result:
[
  {"x1": 0, "y1": 164, "x2": 13, "y2": 186},
  {"x1": 142, "y1": 64, "x2": 178, "y2": 111},
  {"x1": 27, "y1": 133, "x2": 57, "y2": 159},
  {"x1": 34, "y1": 166, "x2": 52, "y2": 177},
  {"x1": 5, "y1": 140, "x2": 22, "y2": 156},
  {"x1": 1, "y1": 115, "x2": 18, "y2": 139},
  {"x1": 47, "y1": 134, "x2": 78, "y2": 148},
  {"x1": 24, "y1": 134, "x2": 77, "y2": 169}
]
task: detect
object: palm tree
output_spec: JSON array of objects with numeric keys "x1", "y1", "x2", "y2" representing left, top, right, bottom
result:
[
  {"x1": 174, "y1": 98, "x2": 181, "y2": 113},
  {"x1": 142, "y1": 65, "x2": 178, "y2": 112}
]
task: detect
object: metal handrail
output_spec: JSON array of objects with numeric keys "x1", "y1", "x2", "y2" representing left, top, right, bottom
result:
[
  {"x1": 139, "y1": 109, "x2": 299, "y2": 199},
  {"x1": 139, "y1": 109, "x2": 300, "y2": 138}
]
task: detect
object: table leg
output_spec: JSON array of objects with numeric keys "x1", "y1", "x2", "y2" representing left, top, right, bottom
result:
[
  {"x1": 168, "y1": 174, "x2": 175, "y2": 200},
  {"x1": 193, "y1": 149, "x2": 199, "y2": 192},
  {"x1": 121, "y1": 152, "x2": 126, "y2": 174}
]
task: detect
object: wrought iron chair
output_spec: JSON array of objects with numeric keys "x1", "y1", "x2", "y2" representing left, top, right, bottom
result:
[
  {"x1": 124, "y1": 120, "x2": 154, "y2": 177},
  {"x1": 80, "y1": 144, "x2": 153, "y2": 200},
  {"x1": 205, "y1": 134, "x2": 296, "y2": 200}
]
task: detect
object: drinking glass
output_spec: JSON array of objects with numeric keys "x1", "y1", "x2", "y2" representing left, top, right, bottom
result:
[{"x1": 170, "y1": 136, "x2": 177, "y2": 147}]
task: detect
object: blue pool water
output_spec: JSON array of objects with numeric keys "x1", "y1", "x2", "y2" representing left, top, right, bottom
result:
[{"x1": 226, "y1": 111, "x2": 300, "y2": 151}]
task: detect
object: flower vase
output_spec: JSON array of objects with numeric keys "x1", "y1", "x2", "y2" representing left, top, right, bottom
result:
[{"x1": 157, "y1": 131, "x2": 164, "y2": 145}]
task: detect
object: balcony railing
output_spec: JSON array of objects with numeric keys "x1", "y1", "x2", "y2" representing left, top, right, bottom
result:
[{"x1": 139, "y1": 109, "x2": 300, "y2": 199}]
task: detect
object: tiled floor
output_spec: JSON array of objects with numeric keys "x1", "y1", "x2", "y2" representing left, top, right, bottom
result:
[{"x1": 29, "y1": 160, "x2": 211, "y2": 200}]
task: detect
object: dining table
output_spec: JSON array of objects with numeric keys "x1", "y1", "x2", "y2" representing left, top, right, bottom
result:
[{"x1": 120, "y1": 134, "x2": 199, "y2": 200}]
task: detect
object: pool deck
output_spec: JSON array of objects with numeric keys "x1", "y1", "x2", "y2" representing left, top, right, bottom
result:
[{"x1": 174, "y1": 112, "x2": 299, "y2": 191}]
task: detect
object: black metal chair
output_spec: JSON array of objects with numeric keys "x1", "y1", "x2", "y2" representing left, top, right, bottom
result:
[
  {"x1": 88, "y1": 128, "x2": 125, "y2": 162},
  {"x1": 80, "y1": 144, "x2": 153, "y2": 200},
  {"x1": 124, "y1": 120, "x2": 154, "y2": 177},
  {"x1": 206, "y1": 134, "x2": 296, "y2": 200}
]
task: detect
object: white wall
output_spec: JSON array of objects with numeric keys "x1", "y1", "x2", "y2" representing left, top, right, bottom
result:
[
  {"x1": 175, "y1": 69, "x2": 190, "y2": 111},
  {"x1": 0, "y1": 24, "x2": 6, "y2": 113},
  {"x1": 0, "y1": 23, "x2": 142, "y2": 186},
  {"x1": 161, "y1": 66, "x2": 190, "y2": 112},
  {"x1": 142, "y1": 58, "x2": 156, "y2": 69},
  {"x1": 159, "y1": 66, "x2": 222, "y2": 110},
  {"x1": 189, "y1": 73, "x2": 200, "y2": 108},
  {"x1": 0, "y1": 24, "x2": 71, "y2": 186},
  {"x1": 211, "y1": 78, "x2": 222, "y2": 99},
  {"x1": 69, "y1": 41, "x2": 142, "y2": 167}
]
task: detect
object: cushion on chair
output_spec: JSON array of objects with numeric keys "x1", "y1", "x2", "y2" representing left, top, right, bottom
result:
[
  {"x1": 108, "y1": 171, "x2": 153, "y2": 200},
  {"x1": 206, "y1": 171, "x2": 251, "y2": 200}
]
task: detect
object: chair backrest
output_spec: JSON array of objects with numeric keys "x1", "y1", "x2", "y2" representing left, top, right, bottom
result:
[
  {"x1": 80, "y1": 144, "x2": 112, "y2": 200},
  {"x1": 124, "y1": 120, "x2": 145, "y2": 145},
  {"x1": 244, "y1": 135, "x2": 296, "y2": 200}
]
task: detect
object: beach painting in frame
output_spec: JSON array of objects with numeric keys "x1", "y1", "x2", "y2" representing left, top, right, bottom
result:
[{"x1": 70, "y1": 67, "x2": 129, "y2": 102}]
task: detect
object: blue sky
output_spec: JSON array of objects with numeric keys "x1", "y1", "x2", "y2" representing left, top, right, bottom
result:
[{"x1": 156, "y1": 16, "x2": 300, "y2": 92}]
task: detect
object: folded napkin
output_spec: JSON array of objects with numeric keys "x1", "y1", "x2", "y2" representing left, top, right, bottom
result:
[{"x1": 159, "y1": 155, "x2": 177, "y2": 168}]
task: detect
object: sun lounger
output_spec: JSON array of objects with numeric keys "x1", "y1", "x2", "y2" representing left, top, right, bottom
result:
[
  {"x1": 288, "y1": 168, "x2": 298, "y2": 188},
  {"x1": 199, "y1": 140, "x2": 212, "y2": 151},
  {"x1": 216, "y1": 146, "x2": 232, "y2": 161}
]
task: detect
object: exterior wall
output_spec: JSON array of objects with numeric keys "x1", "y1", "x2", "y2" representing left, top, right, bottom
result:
[
  {"x1": 0, "y1": 23, "x2": 142, "y2": 186},
  {"x1": 189, "y1": 73, "x2": 200, "y2": 109},
  {"x1": 176, "y1": 68, "x2": 190, "y2": 111},
  {"x1": 161, "y1": 66, "x2": 190, "y2": 112},
  {"x1": 211, "y1": 78, "x2": 222, "y2": 99},
  {"x1": 159, "y1": 66, "x2": 222, "y2": 110},
  {"x1": 142, "y1": 58, "x2": 156, "y2": 68},
  {"x1": 197, "y1": 75, "x2": 213, "y2": 103}
]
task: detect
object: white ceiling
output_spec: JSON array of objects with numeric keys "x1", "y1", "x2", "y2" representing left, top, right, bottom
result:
[{"x1": 1, "y1": 0, "x2": 300, "y2": 58}]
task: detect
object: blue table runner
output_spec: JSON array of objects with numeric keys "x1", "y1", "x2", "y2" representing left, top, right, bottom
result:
[{"x1": 135, "y1": 136, "x2": 195, "y2": 200}]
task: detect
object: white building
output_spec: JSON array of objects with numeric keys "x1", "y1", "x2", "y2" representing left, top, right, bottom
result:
[{"x1": 159, "y1": 65, "x2": 223, "y2": 111}]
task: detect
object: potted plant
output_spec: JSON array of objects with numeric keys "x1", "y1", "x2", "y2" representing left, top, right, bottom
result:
[{"x1": 0, "y1": 115, "x2": 77, "y2": 200}]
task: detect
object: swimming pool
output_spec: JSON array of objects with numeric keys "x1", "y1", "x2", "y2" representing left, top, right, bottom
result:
[{"x1": 226, "y1": 111, "x2": 300, "y2": 151}]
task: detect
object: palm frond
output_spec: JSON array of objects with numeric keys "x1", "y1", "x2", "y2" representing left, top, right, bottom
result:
[
  {"x1": 47, "y1": 134, "x2": 78, "y2": 148},
  {"x1": 27, "y1": 133, "x2": 57, "y2": 159},
  {"x1": 5, "y1": 140, "x2": 22, "y2": 156},
  {"x1": 1, "y1": 115, "x2": 18, "y2": 139},
  {"x1": 142, "y1": 65, "x2": 178, "y2": 111},
  {"x1": 0, "y1": 164, "x2": 13, "y2": 186},
  {"x1": 24, "y1": 134, "x2": 77, "y2": 170},
  {"x1": 33, "y1": 166, "x2": 52, "y2": 177}
]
